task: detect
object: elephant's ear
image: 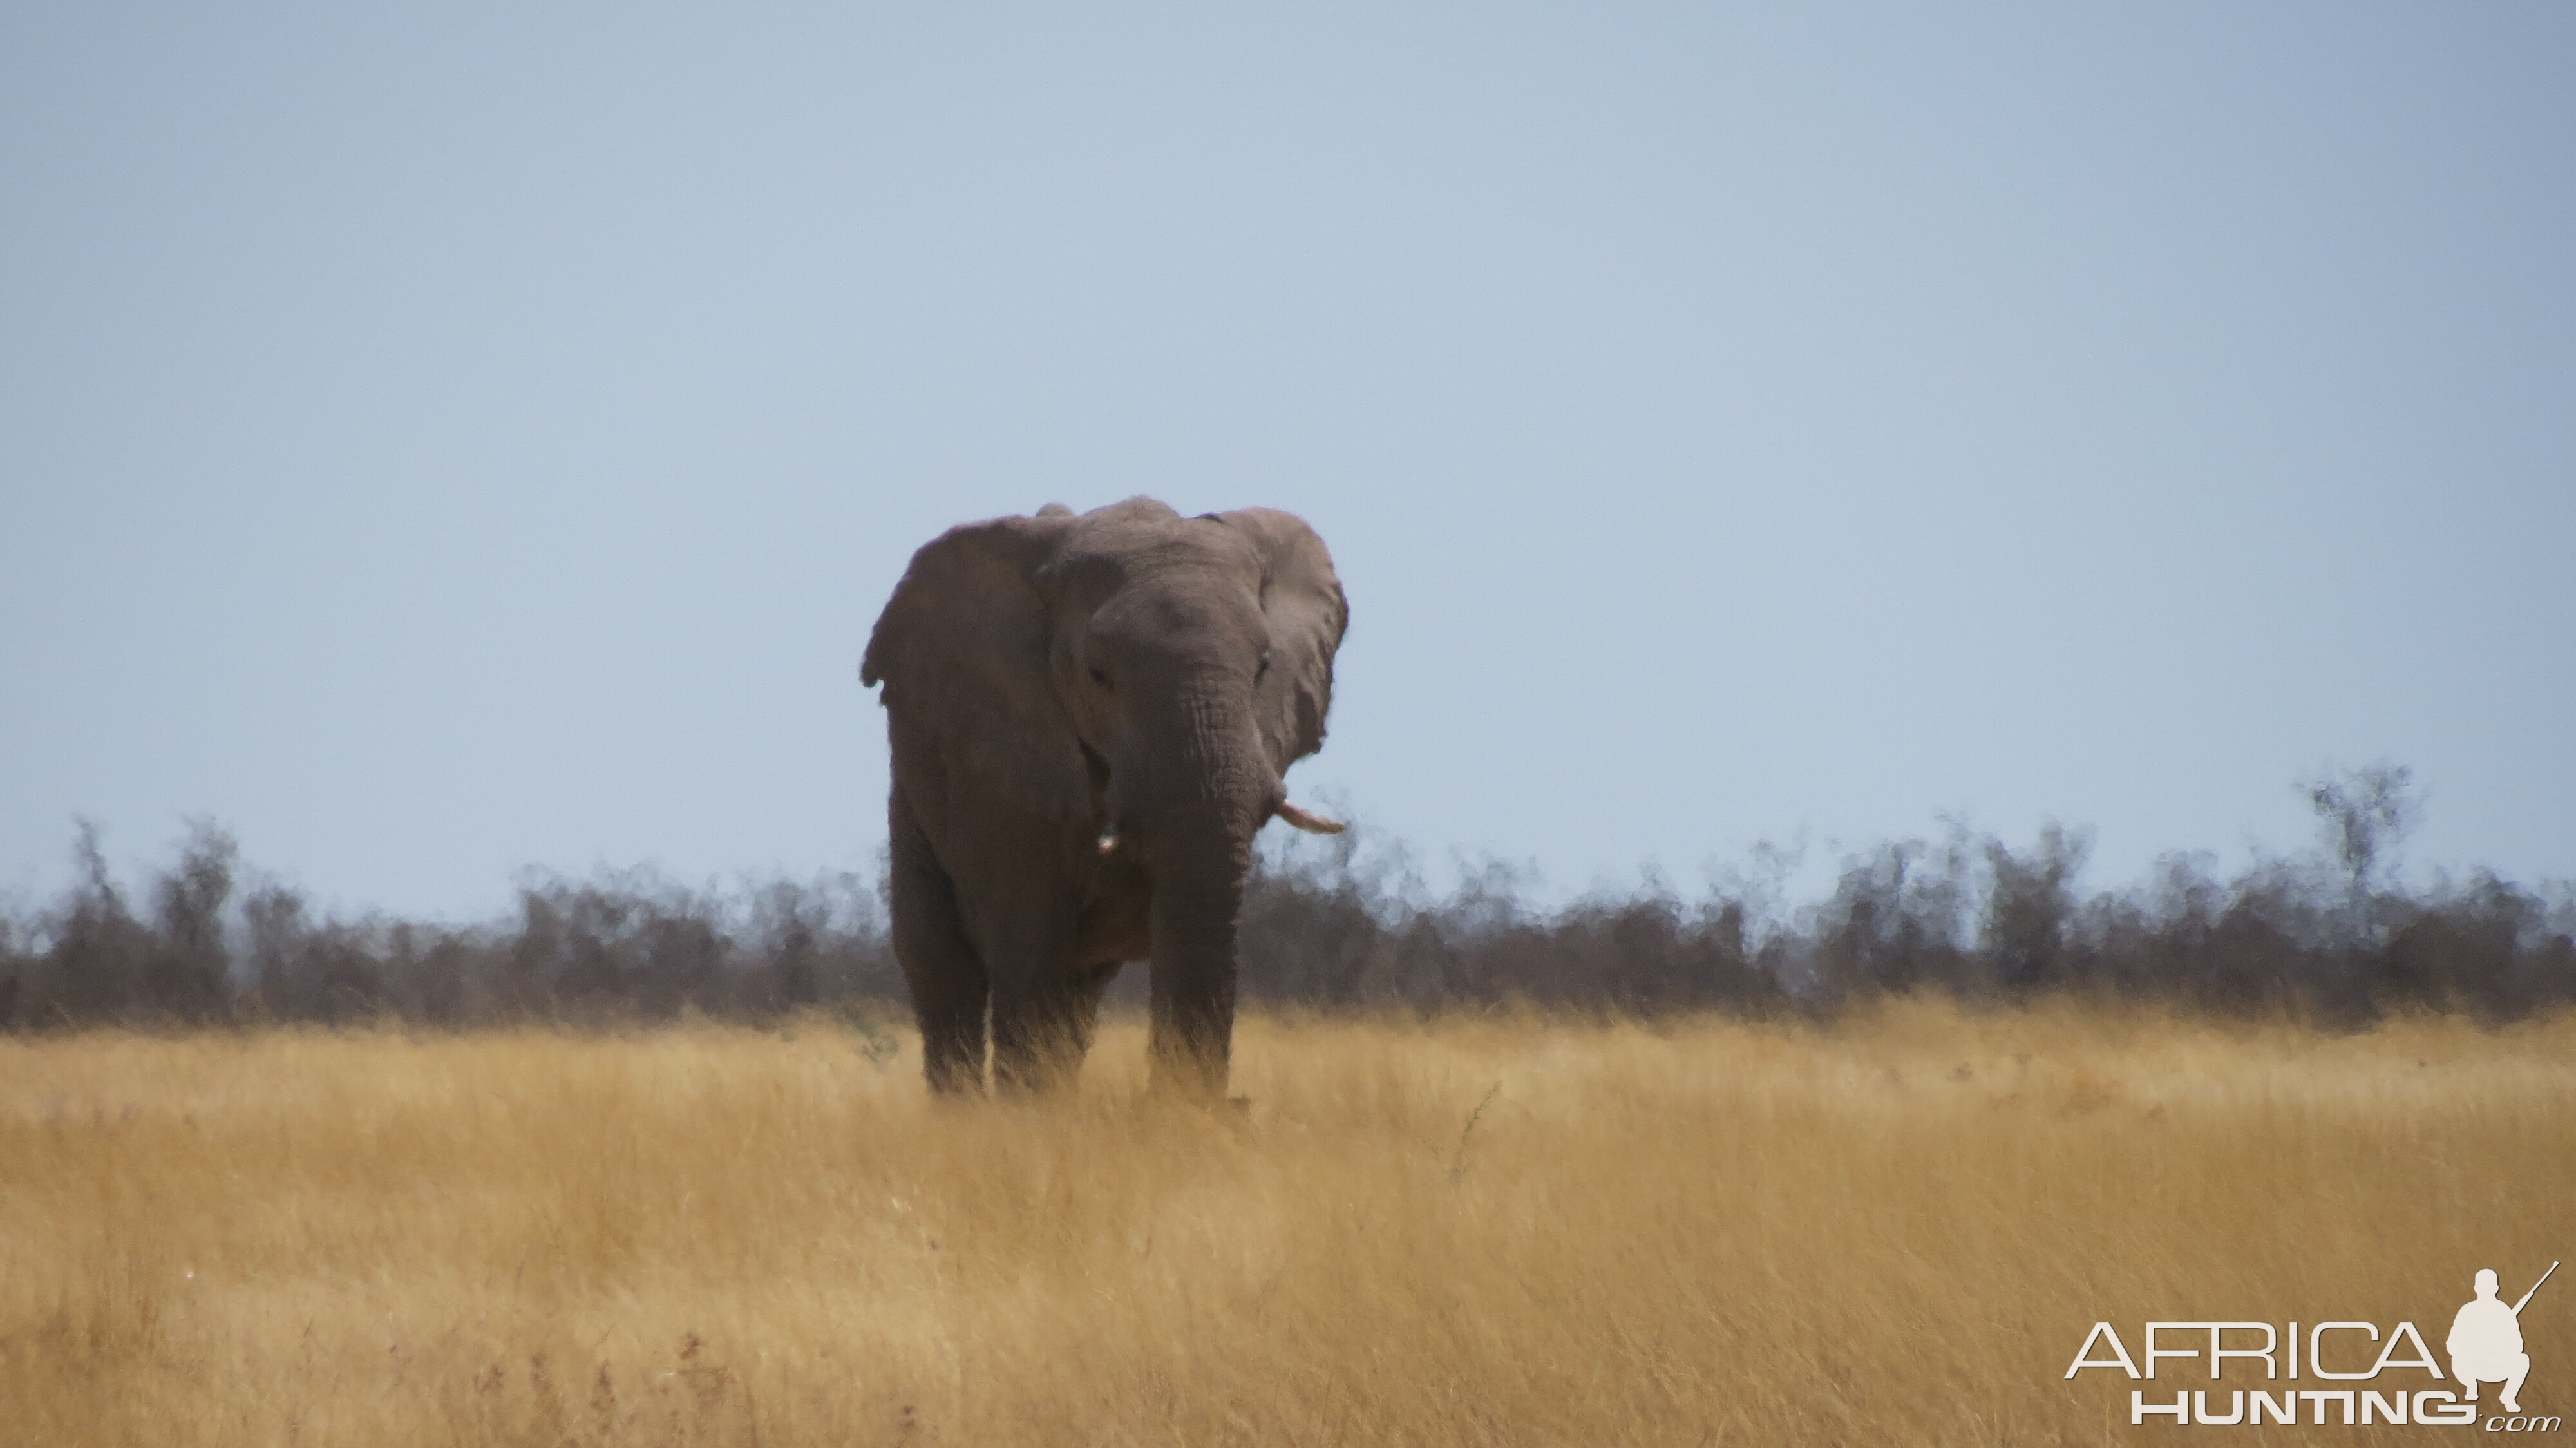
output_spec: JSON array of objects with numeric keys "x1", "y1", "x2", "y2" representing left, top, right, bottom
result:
[
  {"x1": 1215, "y1": 508, "x2": 1347, "y2": 772},
  {"x1": 862, "y1": 514, "x2": 1089, "y2": 821}
]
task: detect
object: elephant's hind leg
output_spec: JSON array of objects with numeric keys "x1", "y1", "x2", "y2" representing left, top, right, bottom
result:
[
  {"x1": 992, "y1": 963, "x2": 1119, "y2": 1094},
  {"x1": 890, "y1": 794, "x2": 987, "y2": 1094}
]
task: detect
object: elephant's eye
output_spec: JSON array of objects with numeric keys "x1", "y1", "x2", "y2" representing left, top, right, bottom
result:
[
  {"x1": 1089, "y1": 667, "x2": 1111, "y2": 689},
  {"x1": 1255, "y1": 651, "x2": 1273, "y2": 681}
]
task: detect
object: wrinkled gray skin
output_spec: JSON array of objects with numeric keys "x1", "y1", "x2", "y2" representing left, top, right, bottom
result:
[{"x1": 861, "y1": 498, "x2": 1347, "y2": 1097}]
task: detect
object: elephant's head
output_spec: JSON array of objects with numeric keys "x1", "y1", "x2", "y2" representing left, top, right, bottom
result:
[{"x1": 860, "y1": 497, "x2": 1346, "y2": 1092}]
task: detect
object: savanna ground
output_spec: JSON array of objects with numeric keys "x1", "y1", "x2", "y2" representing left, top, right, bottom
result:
[{"x1": 3, "y1": 1002, "x2": 2569, "y2": 1446}]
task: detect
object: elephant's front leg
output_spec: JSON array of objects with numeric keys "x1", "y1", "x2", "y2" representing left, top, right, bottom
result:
[{"x1": 889, "y1": 793, "x2": 989, "y2": 1095}]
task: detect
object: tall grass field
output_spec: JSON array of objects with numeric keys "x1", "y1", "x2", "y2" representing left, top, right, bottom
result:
[{"x1": 5, "y1": 1003, "x2": 2569, "y2": 1445}]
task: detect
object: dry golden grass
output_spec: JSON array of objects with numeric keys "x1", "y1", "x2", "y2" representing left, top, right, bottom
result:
[{"x1": 3, "y1": 1001, "x2": 2570, "y2": 1445}]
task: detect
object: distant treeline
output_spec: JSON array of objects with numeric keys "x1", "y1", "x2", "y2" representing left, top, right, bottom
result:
[{"x1": 5, "y1": 768, "x2": 2570, "y2": 1032}]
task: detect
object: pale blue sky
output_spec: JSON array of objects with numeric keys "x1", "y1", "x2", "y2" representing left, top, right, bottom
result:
[{"x1": 5, "y1": 3, "x2": 2571, "y2": 919}]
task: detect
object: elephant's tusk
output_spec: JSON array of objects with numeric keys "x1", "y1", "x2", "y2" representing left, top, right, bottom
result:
[
  {"x1": 1276, "y1": 801, "x2": 1345, "y2": 835},
  {"x1": 1097, "y1": 828, "x2": 1121, "y2": 855}
]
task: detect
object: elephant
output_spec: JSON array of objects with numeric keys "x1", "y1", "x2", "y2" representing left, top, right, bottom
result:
[{"x1": 860, "y1": 497, "x2": 1349, "y2": 1097}]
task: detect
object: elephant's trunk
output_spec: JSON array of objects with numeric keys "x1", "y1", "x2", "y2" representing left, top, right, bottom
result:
[
  {"x1": 1124, "y1": 672, "x2": 1271, "y2": 1098},
  {"x1": 1144, "y1": 802, "x2": 1252, "y2": 1096}
]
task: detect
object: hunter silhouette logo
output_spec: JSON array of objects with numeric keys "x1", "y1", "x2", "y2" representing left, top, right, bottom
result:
[
  {"x1": 2454, "y1": 1262, "x2": 2554, "y2": 1415},
  {"x1": 2065, "y1": 1261, "x2": 2558, "y2": 1429}
]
